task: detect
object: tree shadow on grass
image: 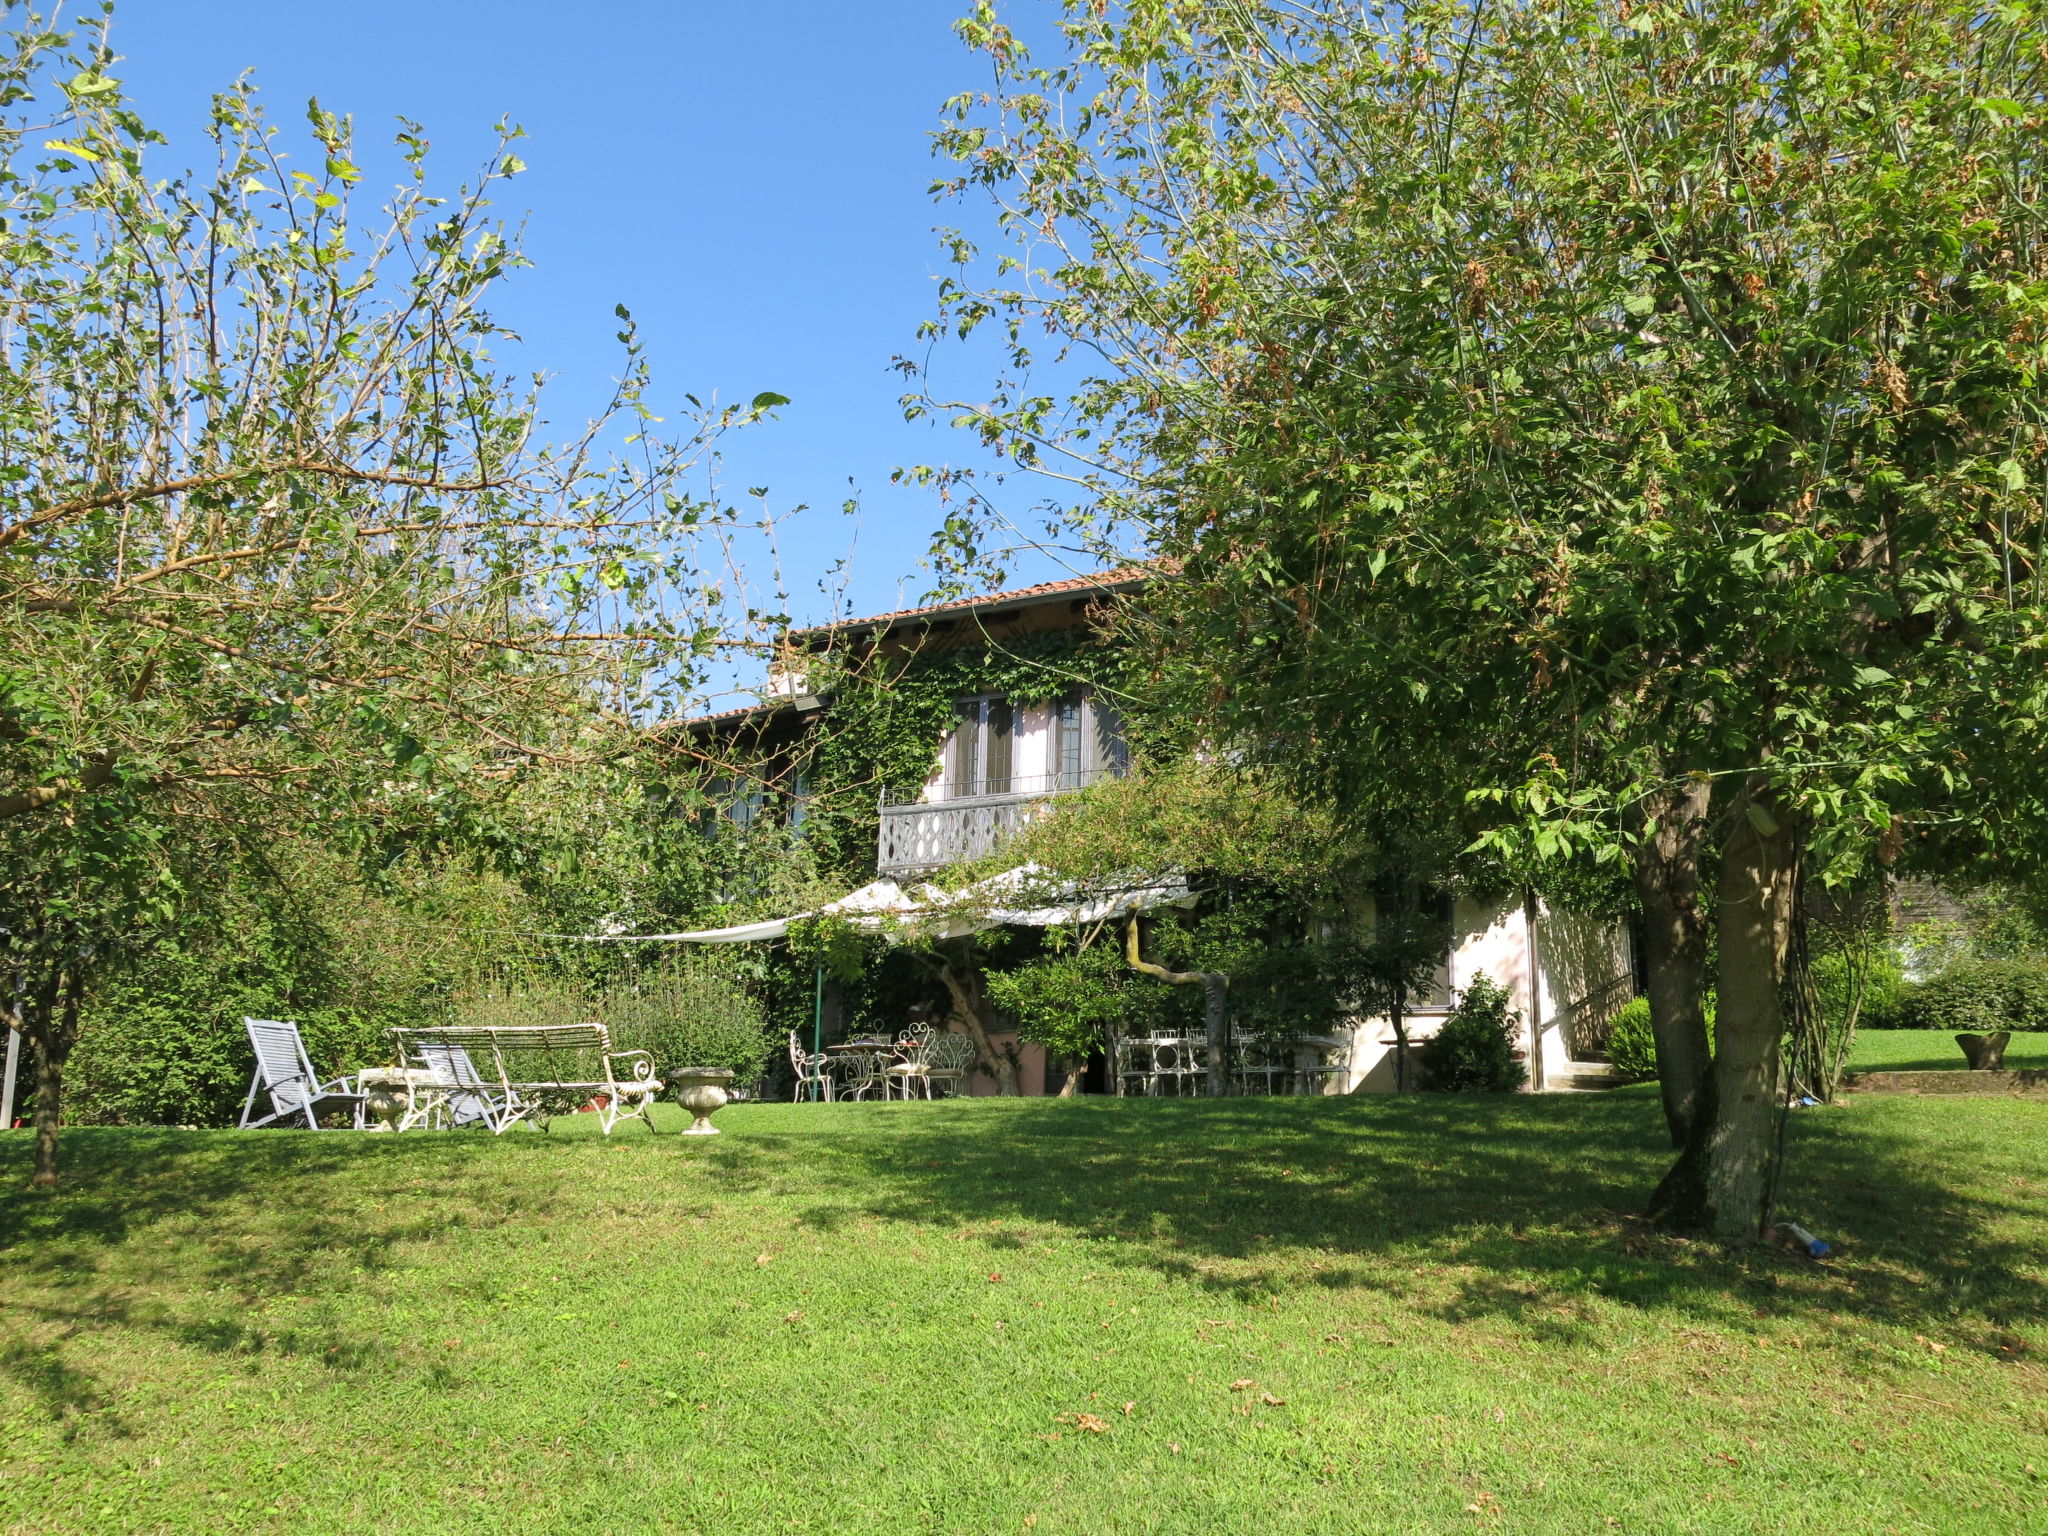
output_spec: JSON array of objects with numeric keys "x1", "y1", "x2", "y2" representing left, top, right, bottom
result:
[
  {"x1": 0, "y1": 1333, "x2": 131, "y2": 1442},
  {"x1": 745, "y1": 1090, "x2": 2048, "y2": 1342},
  {"x1": 0, "y1": 1125, "x2": 598, "y2": 1424}
]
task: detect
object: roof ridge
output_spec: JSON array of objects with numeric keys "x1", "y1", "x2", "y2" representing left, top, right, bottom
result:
[{"x1": 789, "y1": 565, "x2": 1150, "y2": 639}]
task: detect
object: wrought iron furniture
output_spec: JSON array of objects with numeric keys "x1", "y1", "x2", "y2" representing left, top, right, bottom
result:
[
  {"x1": 882, "y1": 1023, "x2": 939, "y2": 1098},
  {"x1": 239, "y1": 1017, "x2": 366, "y2": 1130},
  {"x1": 832, "y1": 1047, "x2": 892, "y2": 1101},
  {"x1": 1110, "y1": 1030, "x2": 1350, "y2": 1096},
  {"x1": 1111, "y1": 1033, "x2": 1212, "y2": 1097},
  {"x1": 388, "y1": 1024, "x2": 662, "y2": 1135},
  {"x1": 913, "y1": 1028, "x2": 977, "y2": 1098},
  {"x1": 788, "y1": 1030, "x2": 836, "y2": 1101}
]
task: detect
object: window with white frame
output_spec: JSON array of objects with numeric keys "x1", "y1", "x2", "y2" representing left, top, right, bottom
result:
[{"x1": 1054, "y1": 688, "x2": 1128, "y2": 788}]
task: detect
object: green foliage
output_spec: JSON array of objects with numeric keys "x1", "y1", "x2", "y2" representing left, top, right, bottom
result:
[
  {"x1": 0, "y1": 10, "x2": 787, "y2": 1181},
  {"x1": 984, "y1": 935, "x2": 1154, "y2": 1067},
  {"x1": 1892, "y1": 958, "x2": 2048, "y2": 1035},
  {"x1": 1816, "y1": 947, "x2": 1906, "y2": 1031},
  {"x1": 925, "y1": 0, "x2": 2048, "y2": 891},
  {"x1": 1420, "y1": 976, "x2": 1528, "y2": 1093},
  {"x1": 798, "y1": 630, "x2": 1132, "y2": 882},
  {"x1": 1605, "y1": 998, "x2": 1660, "y2": 1083},
  {"x1": 1605, "y1": 994, "x2": 1727, "y2": 1082},
  {"x1": 1895, "y1": 882, "x2": 2048, "y2": 983}
]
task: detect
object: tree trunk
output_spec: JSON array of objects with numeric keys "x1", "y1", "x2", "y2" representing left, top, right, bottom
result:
[
  {"x1": 1391, "y1": 985, "x2": 1410, "y2": 1092},
  {"x1": 1056, "y1": 1057, "x2": 1086, "y2": 1097},
  {"x1": 1521, "y1": 890, "x2": 1546, "y2": 1091},
  {"x1": 1125, "y1": 918, "x2": 1230, "y2": 1096},
  {"x1": 19, "y1": 969, "x2": 72, "y2": 1189},
  {"x1": 937, "y1": 953, "x2": 1020, "y2": 1096},
  {"x1": 1649, "y1": 790, "x2": 1796, "y2": 1240},
  {"x1": 1632, "y1": 780, "x2": 1715, "y2": 1146}
]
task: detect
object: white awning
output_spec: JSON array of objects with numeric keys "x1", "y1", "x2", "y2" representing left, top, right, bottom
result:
[{"x1": 559, "y1": 865, "x2": 1194, "y2": 944}]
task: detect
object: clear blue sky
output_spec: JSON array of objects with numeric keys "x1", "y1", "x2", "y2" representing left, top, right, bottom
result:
[{"x1": 113, "y1": 0, "x2": 1079, "y2": 657}]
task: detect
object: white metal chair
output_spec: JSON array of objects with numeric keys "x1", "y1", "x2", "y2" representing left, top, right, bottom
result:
[
  {"x1": 239, "y1": 1017, "x2": 365, "y2": 1130},
  {"x1": 835, "y1": 1048, "x2": 891, "y2": 1101},
  {"x1": 788, "y1": 1030, "x2": 834, "y2": 1102},
  {"x1": 890, "y1": 1029, "x2": 976, "y2": 1099}
]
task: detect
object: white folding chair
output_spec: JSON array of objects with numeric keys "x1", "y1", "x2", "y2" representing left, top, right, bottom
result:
[{"x1": 239, "y1": 1017, "x2": 365, "y2": 1130}]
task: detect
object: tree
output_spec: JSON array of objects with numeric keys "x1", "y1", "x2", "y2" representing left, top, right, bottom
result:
[
  {"x1": 920, "y1": 0, "x2": 2048, "y2": 1238},
  {"x1": 0, "y1": 16, "x2": 776, "y2": 1183}
]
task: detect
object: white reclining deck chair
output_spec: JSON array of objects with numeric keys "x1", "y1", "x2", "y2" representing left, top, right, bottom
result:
[
  {"x1": 239, "y1": 1017, "x2": 365, "y2": 1130},
  {"x1": 415, "y1": 1038, "x2": 503, "y2": 1129}
]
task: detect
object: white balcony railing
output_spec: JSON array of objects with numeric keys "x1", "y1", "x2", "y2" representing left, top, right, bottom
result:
[{"x1": 876, "y1": 770, "x2": 1117, "y2": 875}]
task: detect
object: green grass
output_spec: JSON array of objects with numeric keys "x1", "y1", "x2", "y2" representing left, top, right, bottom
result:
[
  {"x1": 1, "y1": 1092, "x2": 2043, "y2": 1535},
  {"x1": 1849, "y1": 1028, "x2": 2048, "y2": 1073}
]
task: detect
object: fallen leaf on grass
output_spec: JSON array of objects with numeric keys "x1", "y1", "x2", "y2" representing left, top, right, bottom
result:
[
  {"x1": 1260, "y1": 1392, "x2": 1287, "y2": 1407},
  {"x1": 1229, "y1": 1379, "x2": 1255, "y2": 1392},
  {"x1": 988, "y1": 1272, "x2": 1004, "y2": 1283},
  {"x1": 1168, "y1": 1441, "x2": 1182, "y2": 1454},
  {"x1": 755, "y1": 1253, "x2": 773, "y2": 1266},
  {"x1": 783, "y1": 1310, "x2": 804, "y2": 1323},
  {"x1": 1122, "y1": 1401, "x2": 1135, "y2": 1416},
  {"x1": 1914, "y1": 1334, "x2": 1947, "y2": 1355},
  {"x1": 1073, "y1": 1413, "x2": 1109, "y2": 1433}
]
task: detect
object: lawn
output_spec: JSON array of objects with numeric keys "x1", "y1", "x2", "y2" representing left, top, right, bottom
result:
[
  {"x1": 1849, "y1": 1028, "x2": 2048, "y2": 1073},
  {"x1": 1, "y1": 1091, "x2": 2042, "y2": 1536}
]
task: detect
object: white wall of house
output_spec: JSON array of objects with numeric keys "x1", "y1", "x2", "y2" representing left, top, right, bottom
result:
[
  {"x1": 1334, "y1": 895, "x2": 1633, "y2": 1093},
  {"x1": 1014, "y1": 704, "x2": 1052, "y2": 789}
]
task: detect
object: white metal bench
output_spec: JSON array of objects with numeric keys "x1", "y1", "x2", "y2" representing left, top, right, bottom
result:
[{"x1": 389, "y1": 1023, "x2": 663, "y2": 1135}]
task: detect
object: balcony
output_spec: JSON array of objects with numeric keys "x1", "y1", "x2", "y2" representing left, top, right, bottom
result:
[{"x1": 876, "y1": 770, "x2": 1115, "y2": 876}]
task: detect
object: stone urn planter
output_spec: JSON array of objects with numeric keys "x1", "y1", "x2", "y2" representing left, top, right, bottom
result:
[{"x1": 671, "y1": 1067, "x2": 735, "y2": 1135}]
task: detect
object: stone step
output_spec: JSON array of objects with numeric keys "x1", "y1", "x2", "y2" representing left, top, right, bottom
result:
[{"x1": 1543, "y1": 1061, "x2": 1626, "y2": 1093}]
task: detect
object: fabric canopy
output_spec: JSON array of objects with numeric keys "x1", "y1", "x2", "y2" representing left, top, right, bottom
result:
[{"x1": 561, "y1": 865, "x2": 1196, "y2": 944}]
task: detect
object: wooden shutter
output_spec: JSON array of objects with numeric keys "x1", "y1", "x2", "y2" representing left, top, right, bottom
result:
[
  {"x1": 986, "y1": 697, "x2": 1013, "y2": 794},
  {"x1": 950, "y1": 700, "x2": 981, "y2": 798}
]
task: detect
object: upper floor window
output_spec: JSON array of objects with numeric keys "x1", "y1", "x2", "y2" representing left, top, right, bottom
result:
[
  {"x1": 950, "y1": 695, "x2": 1015, "y2": 797},
  {"x1": 1056, "y1": 688, "x2": 1128, "y2": 788},
  {"x1": 936, "y1": 688, "x2": 1129, "y2": 801}
]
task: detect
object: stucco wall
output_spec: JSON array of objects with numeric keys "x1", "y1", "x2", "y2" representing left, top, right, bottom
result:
[{"x1": 1333, "y1": 895, "x2": 1632, "y2": 1094}]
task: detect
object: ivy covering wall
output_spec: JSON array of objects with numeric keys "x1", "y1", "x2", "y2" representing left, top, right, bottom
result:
[{"x1": 794, "y1": 627, "x2": 1137, "y2": 883}]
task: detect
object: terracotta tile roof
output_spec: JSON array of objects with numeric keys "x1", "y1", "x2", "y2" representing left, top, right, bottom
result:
[
  {"x1": 677, "y1": 694, "x2": 815, "y2": 732},
  {"x1": 787, "y1": 565, "x2": 1152, "y2": 640}
]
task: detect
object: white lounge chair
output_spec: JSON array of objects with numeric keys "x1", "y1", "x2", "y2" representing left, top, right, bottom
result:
[{"x1": 239, "y1": 1017, "x2": 365, "y2": 1130}]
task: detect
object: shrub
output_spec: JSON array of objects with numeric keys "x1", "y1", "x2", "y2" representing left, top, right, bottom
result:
[
  {"x1": 1606, "y1": 997, "x2": 1659, "y2": 1082},
  {"x1": 1843, "y1": 949, "x2": 1909, "y2": 1028},
  {"x1": 1893, "y1": 957, "x2": 2048, "y2": 1034},
  {"x1": 1420, "y1": 976, "x2": 1528, "y2": 1093},
  {"x1": 1598, "y1": 994, "x2": 1722, "y2": 1081}
]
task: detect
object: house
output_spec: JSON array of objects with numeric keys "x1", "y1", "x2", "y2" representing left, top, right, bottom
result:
[{"x1": 688, "y1": 569, "x2": 1635, "y2": 1095}]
